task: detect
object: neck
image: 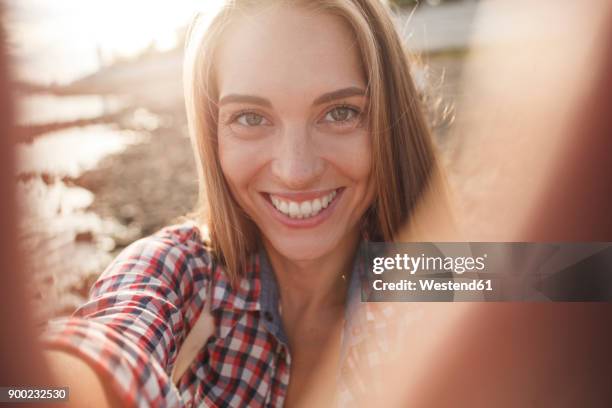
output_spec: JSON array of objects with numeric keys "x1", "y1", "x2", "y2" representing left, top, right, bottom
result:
[{"x1": 263, "y1": 231, "x2": 360, "y2": 314}]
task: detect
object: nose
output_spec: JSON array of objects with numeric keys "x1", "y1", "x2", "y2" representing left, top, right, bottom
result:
[{"x1": 271, "y1": 123, "x2": 324, "y2": 189}]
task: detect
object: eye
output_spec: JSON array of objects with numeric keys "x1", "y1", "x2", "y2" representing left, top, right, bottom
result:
[
  {"x1": 323, "y1": 106, "x2": 360, "y2": 123},
  {"x1": 235, "y1": 112, "x2": 270, "y2": 126}
]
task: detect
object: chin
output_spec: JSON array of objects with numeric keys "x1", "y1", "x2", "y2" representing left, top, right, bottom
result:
[{"x1": 265, "y1": 234, "x2": 339, "y2": 262}]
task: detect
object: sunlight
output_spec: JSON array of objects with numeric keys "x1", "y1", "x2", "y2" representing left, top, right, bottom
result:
[{"x1": 8, "y1": 0, "x2": 226, "y2": 84}]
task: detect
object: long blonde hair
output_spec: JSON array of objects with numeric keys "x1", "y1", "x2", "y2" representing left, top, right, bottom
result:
[{"x1": 183, "y1": 0, "x2": 442, "y2": 283}]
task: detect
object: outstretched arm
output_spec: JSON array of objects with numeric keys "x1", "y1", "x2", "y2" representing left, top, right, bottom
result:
[{"x1": 41, "y1": 226, "x2": 211, "y2": 407}]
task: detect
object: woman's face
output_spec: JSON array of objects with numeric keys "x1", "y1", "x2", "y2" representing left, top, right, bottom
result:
[{"x1": 217, "y1": 5, "x2": 374, "y2": 262}]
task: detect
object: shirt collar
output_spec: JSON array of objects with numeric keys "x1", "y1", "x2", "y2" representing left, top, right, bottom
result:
[
  {"x1": 209, "y1": 252, "x2": 261, "y2": 313},
  {"x1": 208, "y1": 240, "x2": 370, "y2": 347},
  {"x1": 258, "y1": 246, "x2": 290, "y2": 346}
]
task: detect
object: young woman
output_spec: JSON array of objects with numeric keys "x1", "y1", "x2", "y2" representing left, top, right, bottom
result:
[{"x1": 43, "y1": 0, "x2": 443, "y2": 406}]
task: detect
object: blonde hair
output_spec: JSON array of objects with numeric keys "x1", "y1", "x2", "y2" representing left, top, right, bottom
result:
[{"x1": 184, "y1": 0, "x2": 443, "y2": 284}]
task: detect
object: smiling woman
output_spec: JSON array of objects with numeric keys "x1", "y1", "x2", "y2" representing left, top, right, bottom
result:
[
  {"x1": 185, "y1": 0, "x2": 441, "y2": 281},
  {"x1": 215, "y1": 6, "x2": 374, "y2": 266},
  {"x1": 41, "y1": 0, "x2": 445, "y2": 407}
]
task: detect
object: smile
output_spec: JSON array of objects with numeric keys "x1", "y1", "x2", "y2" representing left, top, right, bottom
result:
[
  {"x1": 270, "y1": 189, "x2": 338, "y2": 219},
  {"x1": 262, "y1": 188, "x2": 344, "y2": 227}
]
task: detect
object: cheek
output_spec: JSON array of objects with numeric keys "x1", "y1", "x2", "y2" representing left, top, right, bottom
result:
[
  {"x1": 337, "y1": 131, "x2": 375, "y2": 213},
  {"x1": 352, "y1": 138, "x2": 372, "y2": 183},
  {"x1": 354, "y1": 148, "x2": 375, "y2": 209},
  {"x1": 322, "y1": 129, "x2": 372, "y2": 183},
  {"x1": 218, "y1": 138, "x2": 257, "y2": 215},
  {"x1": 218, "y1": 136, "x2": 240, "y2": 188},
  {"x1": 218, "y1": 131, "x2": 262, "y2": 190}
]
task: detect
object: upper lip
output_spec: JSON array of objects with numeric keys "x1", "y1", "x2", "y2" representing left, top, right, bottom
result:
[{"x1": 264, "y1": 188, "x2": 341, "y2": 202}]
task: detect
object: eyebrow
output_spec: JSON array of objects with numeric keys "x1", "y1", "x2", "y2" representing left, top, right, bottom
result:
[
  {"x1": 312, "y1": 86, "x2": 367, "y2": 106},
  {"x1": 218, "y1": 94, "x2": 272, "y2": 108},
  {"x1": 218, "y1": 86, "x2": 367, "y2": 108}
]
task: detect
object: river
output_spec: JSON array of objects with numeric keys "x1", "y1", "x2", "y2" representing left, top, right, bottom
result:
[{"x1": 16, "y1": 93, "x2": 155, "y2": 322}]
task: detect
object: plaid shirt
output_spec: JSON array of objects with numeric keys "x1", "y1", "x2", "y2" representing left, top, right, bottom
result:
[{"x1": 42, "y1": 223, "x2": 400, "y2": 407}]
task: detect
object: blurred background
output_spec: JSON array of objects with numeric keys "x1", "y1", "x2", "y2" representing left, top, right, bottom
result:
[{"x1": 5, "y1": 0, "x2": 476, "y2": 322}]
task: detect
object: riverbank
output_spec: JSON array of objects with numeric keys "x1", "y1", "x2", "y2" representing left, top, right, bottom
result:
[{"x1": 75, "y1": 109, "x2": 197, "y2": 239}]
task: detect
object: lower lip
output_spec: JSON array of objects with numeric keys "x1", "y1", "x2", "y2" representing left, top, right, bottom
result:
[{"x1": 262, "y1": 188, "x2": 344, "y2": 229}]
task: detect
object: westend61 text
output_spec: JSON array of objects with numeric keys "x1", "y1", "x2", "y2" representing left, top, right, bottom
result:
[{"x1": 373, "y1": 279, "x2": 493, "y2": 292}]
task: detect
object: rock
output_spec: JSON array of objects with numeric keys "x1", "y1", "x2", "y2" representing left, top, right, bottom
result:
[{"x1": 74, "y1": 231, "x2": 94, "y2": 243}]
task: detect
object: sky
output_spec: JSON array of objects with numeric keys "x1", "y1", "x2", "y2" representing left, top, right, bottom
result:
[{"x1": 5, "y1": 0, "x2": 224, "y2": 84}]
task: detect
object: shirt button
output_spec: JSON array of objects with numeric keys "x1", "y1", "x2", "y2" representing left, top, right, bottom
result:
[{"x1": 264, "y1": 311, "x2": 274, "y2": 322}]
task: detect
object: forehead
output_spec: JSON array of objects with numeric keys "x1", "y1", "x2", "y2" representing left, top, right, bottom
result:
[{"x1": 215, "y1": 4, "x2": 366, "y2": 99}]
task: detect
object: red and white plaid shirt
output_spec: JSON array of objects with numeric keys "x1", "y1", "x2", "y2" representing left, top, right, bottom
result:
[{"x1": 42, "y1": 223, "x2": 400, "y2": 407}]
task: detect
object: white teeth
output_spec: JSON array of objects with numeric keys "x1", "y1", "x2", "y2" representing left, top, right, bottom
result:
[
  {"x1": 299, "y1": 201, "x2": 312, "y2": 217},
  {"x1": 269, "y1": 190, "x2": 339, "y2": 219},
  {"x1": 279, "y1": 201, "x2": 289, "y2": 214},
  {"x1": 289, "y1": 202, "x2": 299, "y2": 218},
  {"x1": 322, "y1": 195, "x2": 329, "y2": 208},
  {"x1": 312, "y1": 199, "x2": 322, "y2": 213}
]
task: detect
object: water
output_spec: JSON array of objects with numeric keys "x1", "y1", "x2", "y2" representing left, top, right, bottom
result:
[
  {"x1": 16, "y1": 93, "x2": 125, "y2": 126},
  {"x1": 16, "y1": 94, "x2": 153, "y2": 320},
  {"x1": 17, "y1": 124, "x2": 147, "y2": 178}
]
